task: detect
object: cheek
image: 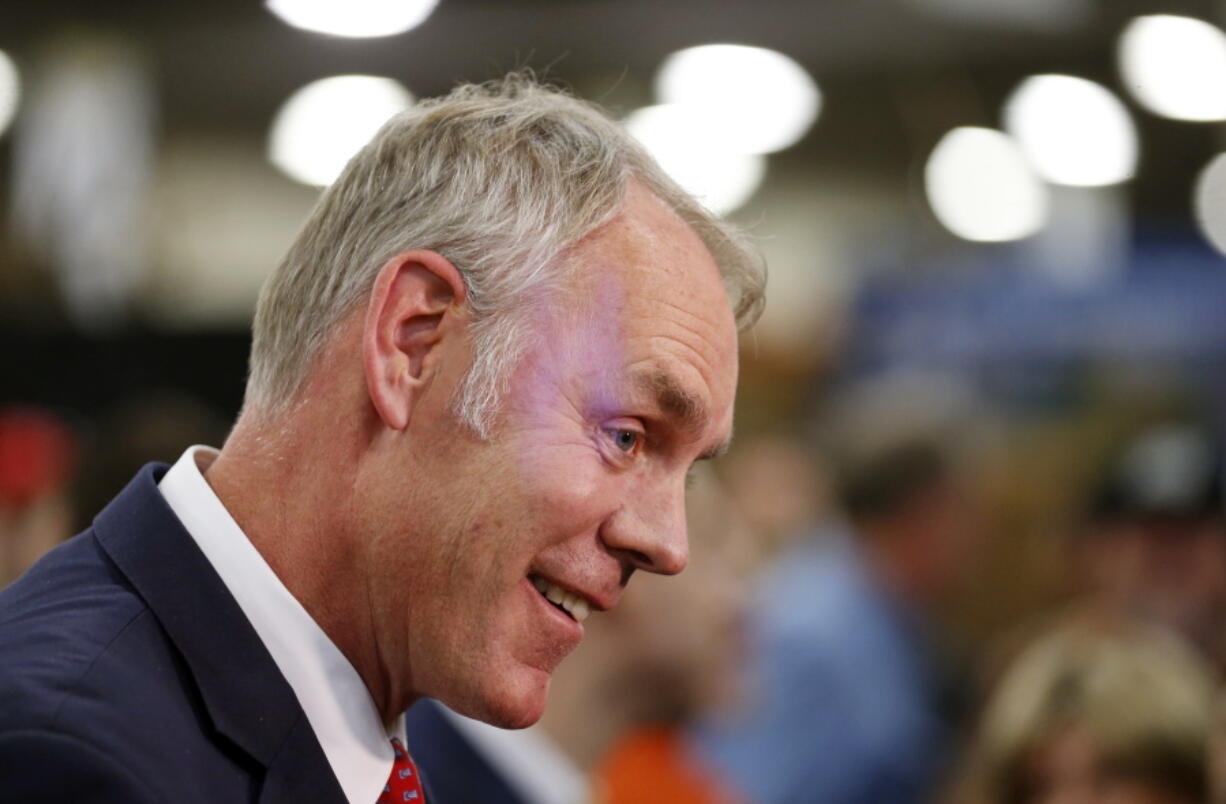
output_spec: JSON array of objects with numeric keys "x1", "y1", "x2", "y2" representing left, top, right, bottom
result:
[{"x1": 515, "y1": 443, "x2": 624, "y2": 534}]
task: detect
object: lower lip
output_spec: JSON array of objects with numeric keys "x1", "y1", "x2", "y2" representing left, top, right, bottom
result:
[{"x1": 522, "y1": 577, "x2": 584, "y2": 645}]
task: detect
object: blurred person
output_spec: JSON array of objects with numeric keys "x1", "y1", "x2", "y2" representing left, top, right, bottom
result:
[
  {"x1": 404, "y1": 467, "x2": 751, "y2": 804},
  {"x1": 716, "y1": 432, "x2": 831, "y2": 565},
  {"x1": 0, "y1": 407, "x2": 77, "y2": 587},
  {"x1": 1068, "y1": 424, "x2": 1226, "y2": 670},
  {"x1": 957, "y1": 623, "x2": 1214, "y2": 804},
  {"x1": 0, "y1": 75, "x2": 764, "y2": 803},
  {"x1": 1207, "y1": 693, "x2": 1226, "y2": 804},
  {"x1": 692, "y1": 425, "x2": 982, "y2": 804}
]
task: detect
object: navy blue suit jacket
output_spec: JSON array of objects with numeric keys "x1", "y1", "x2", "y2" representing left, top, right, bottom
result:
[{"x1": 0, "y1": 463, "x2": 348, "y2": 803}]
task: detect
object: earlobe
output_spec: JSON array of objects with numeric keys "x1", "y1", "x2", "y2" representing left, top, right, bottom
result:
[{"x1": 362, "y1": 250, "x2": 466, "y2": 431}]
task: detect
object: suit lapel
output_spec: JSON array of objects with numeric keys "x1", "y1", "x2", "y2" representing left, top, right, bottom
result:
[
  {"x1": 94, "y1": 463, "x2": 347, "y2": 804},
  {"x1": 259, "y1": 714, "x2": 351, "y2": 804}
]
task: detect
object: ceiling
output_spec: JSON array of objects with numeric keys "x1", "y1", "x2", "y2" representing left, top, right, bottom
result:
[{"x1": 2, "y1": 0, "x2": 1225, "y2": 244}]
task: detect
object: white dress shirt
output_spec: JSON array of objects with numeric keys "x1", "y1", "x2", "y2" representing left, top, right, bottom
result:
[{"x1": 159, "y1": 445, "x2": 403, "y2": 804}]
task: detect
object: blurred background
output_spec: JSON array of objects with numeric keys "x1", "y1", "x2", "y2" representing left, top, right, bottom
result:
[{"x1": 4, "y1": 1, "x2": 1226, "y2": 802}]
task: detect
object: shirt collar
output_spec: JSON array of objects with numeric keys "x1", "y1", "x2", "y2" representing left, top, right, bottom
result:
[{"x1": 159, "y1": 445, "x2": 403, "y2": 804}]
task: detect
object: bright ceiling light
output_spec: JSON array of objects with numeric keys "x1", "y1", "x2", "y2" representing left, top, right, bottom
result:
[
  {"x1": 1118, "y1": 15, "x2": 1226, "y2": 121},
  {"x1": 625, "y1": 104, "x2": 766, "y2": 215},
  {"x1": 1194, "y1": 153, "x2": 1226, "y2": 257},
  {"x1": 1003, "y1": 74, "x2": 1137, "y2": 187},
  {"x1": 925, "y1": 127, "x2": 1047, "y2": 243},
  {"x1": 266, "y1": 0, "x2": 439, "y2": 38},
  {"x1": 269, "y1": 75, "x2": 413, "y2": 187},
  {"x1": 0, "y1": 50, "x2": 20, "y2": 138},
  {"x1": 655, "y1": 44, "x2": 820, "y2": 155}
]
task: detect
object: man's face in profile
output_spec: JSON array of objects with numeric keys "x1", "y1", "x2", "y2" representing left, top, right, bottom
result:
[{"x1": 374, "y1": 184, "x2": 740, "y2": 728}]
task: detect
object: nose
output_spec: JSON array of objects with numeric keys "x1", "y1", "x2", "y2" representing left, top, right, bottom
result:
[{"x1": 601, "y1": 477, "x2": 689, "y2": 577}]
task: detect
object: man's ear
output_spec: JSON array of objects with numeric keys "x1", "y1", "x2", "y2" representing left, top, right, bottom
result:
[{"x1": 363, "y1": 249, "x2": 467, "y2": 431}]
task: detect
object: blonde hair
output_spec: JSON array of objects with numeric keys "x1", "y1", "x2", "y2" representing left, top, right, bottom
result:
[
  {"x1": 246, "y1": 74, "x2": 765, "y2": 435},
  {"x1": 968, "y1": 623, "x2": 1214, "y2": 804}
]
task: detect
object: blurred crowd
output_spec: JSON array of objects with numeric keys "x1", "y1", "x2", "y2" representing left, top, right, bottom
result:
[
  {"x1": 6, "y1": 1, "x2": 1226, "y2": 800},
  {"x1": 6, "y1": 367, "x2": 1226, "y2": 804}
]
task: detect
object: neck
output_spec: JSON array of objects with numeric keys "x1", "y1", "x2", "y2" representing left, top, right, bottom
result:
[{"x1": 205, "y1": 398, "x2": 403, "y2": 725}]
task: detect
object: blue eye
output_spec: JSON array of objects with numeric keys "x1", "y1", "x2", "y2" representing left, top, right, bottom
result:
[{"x1": 610, "y1": 429, "x2": 640, "y2": 453}]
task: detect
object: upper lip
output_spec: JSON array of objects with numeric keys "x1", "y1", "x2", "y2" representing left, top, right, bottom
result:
[{"x1": 529, "y1": 571, "x2": 615, "y2": 613}]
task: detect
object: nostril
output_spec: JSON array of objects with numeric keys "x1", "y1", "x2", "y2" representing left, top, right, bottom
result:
[
  {"x1": 625, "y1": 549, "x2": 651, "y2": 566},
  {"x1": 619, "y1": 563, "x2": 637, "y2": 587}
]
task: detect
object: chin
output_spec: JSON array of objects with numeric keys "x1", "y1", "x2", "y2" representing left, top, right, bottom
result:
[
  {"x1": 444, "y1": 665, "x2": 551, "y2": 729},
  {"x1": 484, "y1": 700, "x2": 546, "y2": 730}
]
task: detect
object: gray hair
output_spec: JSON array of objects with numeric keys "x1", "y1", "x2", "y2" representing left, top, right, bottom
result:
[{"x1": 245, "y1": 73, "x2": 765, "y2": 435}]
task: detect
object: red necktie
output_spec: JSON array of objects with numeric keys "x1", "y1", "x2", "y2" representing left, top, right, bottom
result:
[{"x1": 377, "y1": 737, "x2": 426, "y2": 803}]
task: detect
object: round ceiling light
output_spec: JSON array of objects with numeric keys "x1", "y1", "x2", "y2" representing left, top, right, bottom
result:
[
  {"x1": 265, "y1": 0, "x2": 439, "y2": 38},
  {"x1": 655, "y1": 44, "x2": 820, "y2": 155},
  {"x1": 925, "y1": 127, "x2": 1048, "y2": 242},
  {"x1": 269, "y1": 75, "x2": 414, "y2": 187},
  {"x1": 1118, "y1": 15, "x2": 1226, "y2": 122},
  {"x1": 625, "y1": 104, "x2": 767, "y2": 215},
  {"x1": 1004, "y1": 74, "x2": 1137, "y2": 187}
]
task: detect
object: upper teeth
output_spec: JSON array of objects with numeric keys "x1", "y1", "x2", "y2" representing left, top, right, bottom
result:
[{"x1": 531, "y1": 576, "x2": 591, "y2": 623}]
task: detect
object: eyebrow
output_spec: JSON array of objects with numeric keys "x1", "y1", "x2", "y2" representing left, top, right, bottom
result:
[{"x1": 634, "y1": 370, "x2": 731, "y2": 461}]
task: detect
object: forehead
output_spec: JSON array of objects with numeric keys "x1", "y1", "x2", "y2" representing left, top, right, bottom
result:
[{"x1": 560, "y1": 184, "x2": 739, "y2": 431}]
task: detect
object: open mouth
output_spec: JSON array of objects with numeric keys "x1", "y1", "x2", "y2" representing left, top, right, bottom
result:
[{"x1": 528, "y1": 573, "x2": 590, "y2": 623}]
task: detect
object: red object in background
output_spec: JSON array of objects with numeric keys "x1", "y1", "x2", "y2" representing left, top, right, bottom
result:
[
  {"x1": 595, "y1": 725, "x2": 743, "y2": 804},
  {"x1": 0, "y1": 408, "x2": 78, "y2": 508}
]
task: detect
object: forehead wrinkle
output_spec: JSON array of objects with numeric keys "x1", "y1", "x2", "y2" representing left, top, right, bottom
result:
[
  {"x1": 635, "y1": 297, "x2": 735, "y2": 378},
  {"x1": 648, "y1": 297, "x2": 730, "y2": 348},
  {"x1": 651, "y1": 294, "x2": 730, "y2": 328}
]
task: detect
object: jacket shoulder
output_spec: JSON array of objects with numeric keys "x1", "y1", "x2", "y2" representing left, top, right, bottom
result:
[{"x1": 0, "y1": 529, "x2": 152, "y2": 731}]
